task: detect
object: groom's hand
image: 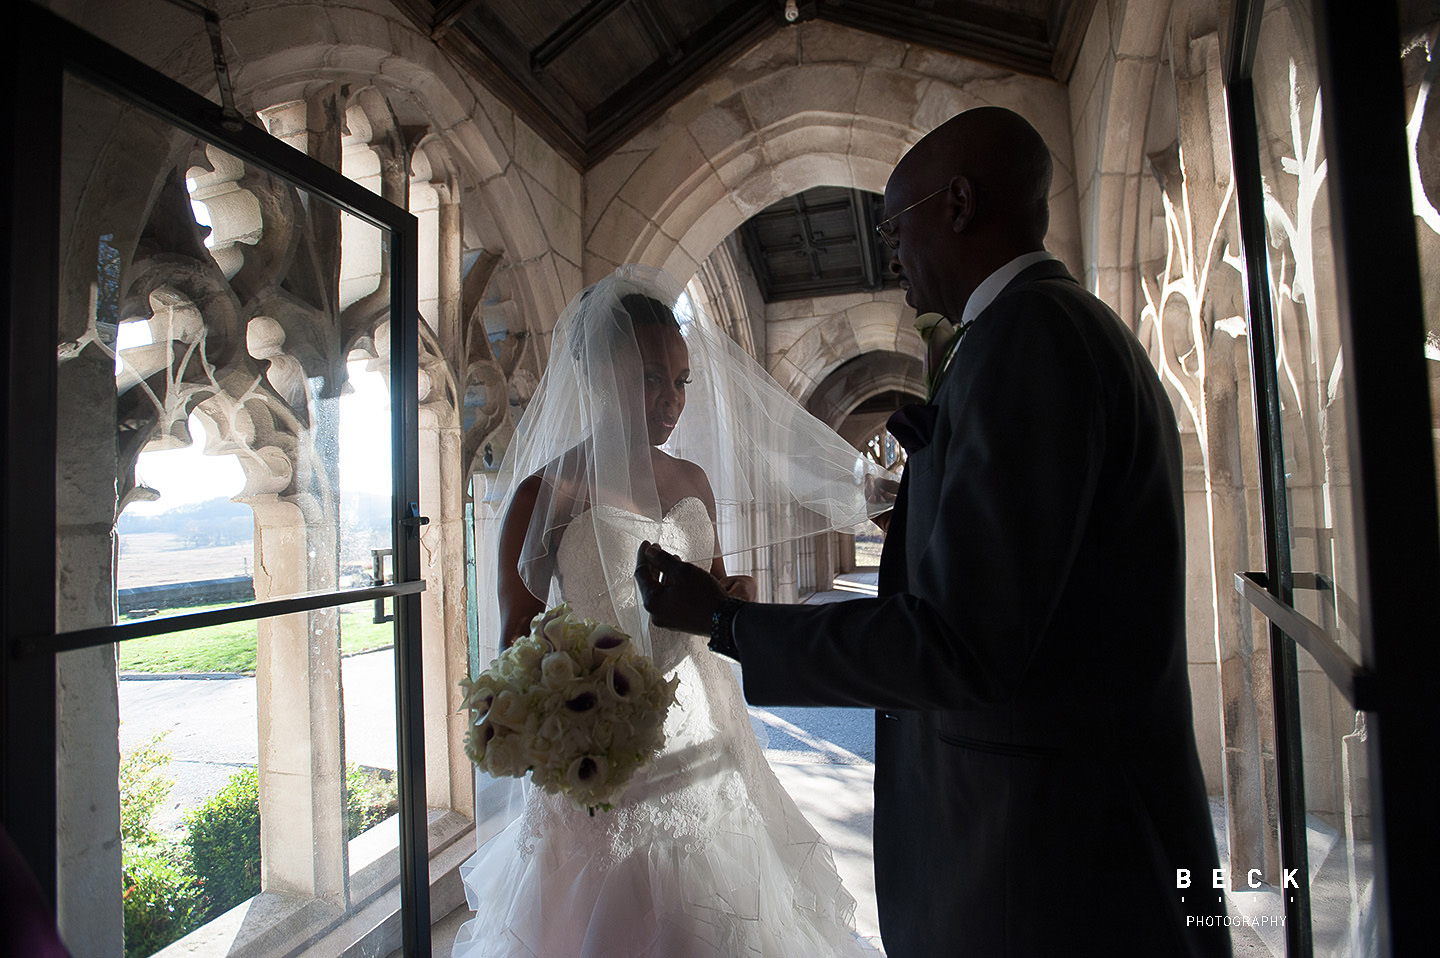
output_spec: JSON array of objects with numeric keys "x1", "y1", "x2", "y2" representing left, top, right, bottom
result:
[{"x1": 635, "y1": 541, "x2": 723, "y2": 635}]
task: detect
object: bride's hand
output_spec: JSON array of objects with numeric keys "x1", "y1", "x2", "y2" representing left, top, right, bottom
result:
[
  {"x1": 864, "y1": 473, "x2": 900, "y2": 507},
  {"x1": 716, "y1": 574, "x2": 755, "y2": 602}
]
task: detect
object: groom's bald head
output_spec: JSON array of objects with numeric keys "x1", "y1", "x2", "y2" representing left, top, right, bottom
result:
[{"x1": 893, "y1": 107, "x2": 1053, "y2": 248}]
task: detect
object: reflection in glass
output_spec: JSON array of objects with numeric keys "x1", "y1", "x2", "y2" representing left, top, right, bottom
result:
[
  {"x1": 1249, "y1": 2, "x2": 1377, "y2": 954},
  {"x1": 1293, "y1": 645, "x2": 1377, "y2": 958},
  {"x1": 1398, "y1": 18, "x2": 1440, "y2": 529},
  {"x1": 57, "y1": 77, "x2": 395, "y2": 616}
]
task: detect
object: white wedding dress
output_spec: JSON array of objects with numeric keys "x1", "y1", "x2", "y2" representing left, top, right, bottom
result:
[{"x1": 453, "y1": 497, "x2": 869, "y2": 958}]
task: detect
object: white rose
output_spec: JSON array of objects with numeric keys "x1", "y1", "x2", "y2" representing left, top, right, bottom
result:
[
  {"x1": 482, "y1": 734, "x2": 522, "y2": 777},
  {"x1": 526, "y1": 732, "x2": 558, "y2": 771},
  {"x1": 488, "y1": 689, "x2": 530, "y2": 730},
  {"x1": 593, "y1": 717, "x2": 632, "y2": 751},
  {"x1": 537, "y1": 714, "x2": 563, "y2": 742},
  {"x1": 532, "y1": 690, "x2": 565, "y2": 721},
  {"x1": 505, "y1": 640, "x2": 545, "y2": 680},
  {"x1": 558, "y1": 720, "x2": 595, "y2": 757},
  {"x1": 540, "y1": 651, "x2": 579, "y2": 690}
]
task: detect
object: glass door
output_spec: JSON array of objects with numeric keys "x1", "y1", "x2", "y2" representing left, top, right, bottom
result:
[
  {"x1": 1224, "y1": 0, "x2": 1440, "y2": 955},
  {"x1": 3, "y1": 4, "x2": 429, "y2": 955}
]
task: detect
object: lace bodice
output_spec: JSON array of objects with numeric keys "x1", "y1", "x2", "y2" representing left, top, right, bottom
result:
[
  {"x1": 519, "y1": 496, "x2": 762, "y2": 865},
  {"x1": 553, "y1": 495, "x2": 713, "y2": 666}
]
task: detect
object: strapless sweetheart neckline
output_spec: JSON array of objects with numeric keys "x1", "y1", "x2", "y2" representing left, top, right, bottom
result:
[{"x1": 583, "y1": 494, "x2": 706, "y2": 523}]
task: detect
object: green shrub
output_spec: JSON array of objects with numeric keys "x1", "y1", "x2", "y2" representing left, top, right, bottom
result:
[
  {"x1": 120, "y1": 733, "x2": 174, "y2": 848},
  {"x1": 122, "y1": 845, "x2": 204, "y2": 958},
  {"x1": 346, "y1": 764, "x2": 400, "y2": 840},
  {"x1": 120, "y1": 734, "x2": 204, "y2": 956},
  {"x1": 185, "y1": 767, "x2": 261, "y2": 919},
  {"x1": 128, "y1": 758, "x2": 398, "y2": 939}
]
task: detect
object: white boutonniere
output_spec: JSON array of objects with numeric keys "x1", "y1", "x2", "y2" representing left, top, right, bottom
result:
[{"x1": 914, "y1": 312, "x2": 972, "y2": 400}]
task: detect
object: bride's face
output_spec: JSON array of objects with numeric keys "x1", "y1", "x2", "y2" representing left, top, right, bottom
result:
[{"x1": 634, "y1": 325, "x2": 690, "y2": 445}]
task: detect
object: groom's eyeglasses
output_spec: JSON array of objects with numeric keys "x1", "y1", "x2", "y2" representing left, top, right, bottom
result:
[{"x1": 875, "y1": 184, "x2": 950, "y2": 249}]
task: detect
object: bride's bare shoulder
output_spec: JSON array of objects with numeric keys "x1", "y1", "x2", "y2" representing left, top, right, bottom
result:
[{"x1": 653, "y1": 450, "x2": 716, "y2": 513}]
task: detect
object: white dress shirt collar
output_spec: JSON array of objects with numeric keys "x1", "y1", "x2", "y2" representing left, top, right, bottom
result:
[{"x1": 959, "y1": 250, "x2": 1058, "y2": 328}]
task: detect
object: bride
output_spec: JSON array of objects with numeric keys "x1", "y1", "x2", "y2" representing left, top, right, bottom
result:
[{"x1": 453, "y1": 265, "x2": 890, "y2": 958}]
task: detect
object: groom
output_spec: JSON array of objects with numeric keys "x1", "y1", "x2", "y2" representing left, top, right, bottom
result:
[{"x1": 636, "y1": 107, "x2": 1230, "y2": 957}]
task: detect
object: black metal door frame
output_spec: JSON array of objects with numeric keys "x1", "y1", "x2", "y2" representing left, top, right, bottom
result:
[
  {"x1": 1225, "y1": 1, "x2": 1440, "y2": 955},
  {"x1": 2, "y1": 3, "x2": 431, "y2": 953}
]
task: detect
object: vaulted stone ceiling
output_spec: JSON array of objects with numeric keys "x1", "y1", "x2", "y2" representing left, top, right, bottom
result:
[
  {"x1": 740, "y1": 187, "x2": 900, "y2": 302},
  {"x1": 390, "y1": 0, "x2": 1097, "y2": 170}
]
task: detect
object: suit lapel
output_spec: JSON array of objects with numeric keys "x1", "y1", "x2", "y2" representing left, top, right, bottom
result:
[{"x1": 877, "y1": 467, "x2": 910, "y2": 598}]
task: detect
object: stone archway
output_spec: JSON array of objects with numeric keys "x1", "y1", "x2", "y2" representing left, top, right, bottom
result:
[
  {"x1": 803, "y1": 350, "x2": 925, "y2": 440},
  {"x1": 583, "y1": 19, "x2": 1082, "y2": 286},
  {"x1": 772, "y1": 299, "x2": 923, "y2": 405}
]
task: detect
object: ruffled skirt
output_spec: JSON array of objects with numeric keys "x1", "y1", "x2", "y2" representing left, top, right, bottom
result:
[{"x1": 453, "y1": 698, "x2": 869, "y2": 957}]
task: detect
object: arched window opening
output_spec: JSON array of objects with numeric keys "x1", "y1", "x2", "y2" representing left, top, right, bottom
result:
[{"x1": 118, "y1": 411, "x2": 249, "y2": 598}]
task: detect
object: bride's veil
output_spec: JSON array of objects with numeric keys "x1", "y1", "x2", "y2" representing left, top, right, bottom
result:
[{"x1": 468, "y1": 264, "x2": 893, "y2": 837}]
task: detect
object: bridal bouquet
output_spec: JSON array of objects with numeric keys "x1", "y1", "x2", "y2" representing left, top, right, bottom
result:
[{"x1": 460, "y1": 604, "x2": 679, "y2": 814}]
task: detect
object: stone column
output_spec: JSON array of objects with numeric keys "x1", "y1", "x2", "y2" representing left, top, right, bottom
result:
[
  {"x1": 744, "y1": 505, "x2": 775, "y2": 603},
  {"x1": 55, "y1": 338, "x2": 123, "y2": 957},
  {"x1": 248, "y1": 495, "x2": 346, "y2": 899},
  {"x1": 418, "y1": 402, "x2": 474, "y2": 813},
  {"x1": 814, "y1": 532, "x2": 836, "y2": 592},
  {"x1": 1202, "y1": 336, "x2": 1280, "y2": 884},
  {"x1": 834, "y1": 532, "x2": 856, "y2": 575},
  {"x1": 771, "y1": 539, "x2": 799, "y2": 606}
]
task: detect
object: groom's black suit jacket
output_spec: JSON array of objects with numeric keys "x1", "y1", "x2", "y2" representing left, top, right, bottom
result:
[{"x1": 736, "y1": 261, "x2": 1231, "y2": 957}]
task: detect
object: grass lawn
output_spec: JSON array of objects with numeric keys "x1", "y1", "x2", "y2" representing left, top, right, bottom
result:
[{"x1": 118, "y1": 601, "x2": 395, "y2": 674}]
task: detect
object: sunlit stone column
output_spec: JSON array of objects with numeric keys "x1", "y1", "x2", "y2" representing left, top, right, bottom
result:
[
  {"x1": 418, "y1": 401, "x2": 474, "y2": 813},
  {"x1": 55, "y1": 338, "x2": 124, "y2": 957},
  {"x1": 771, "y1": 516, "x2": 800, "y2": 606},
  {"x1": 248, "y1": 495, "x2": 346, "y2": 899}
]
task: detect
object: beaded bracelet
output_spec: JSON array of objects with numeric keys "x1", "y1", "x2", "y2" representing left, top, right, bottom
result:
[{"x1": 708, "y1": 596, "x2": 746, "y2": 660}]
